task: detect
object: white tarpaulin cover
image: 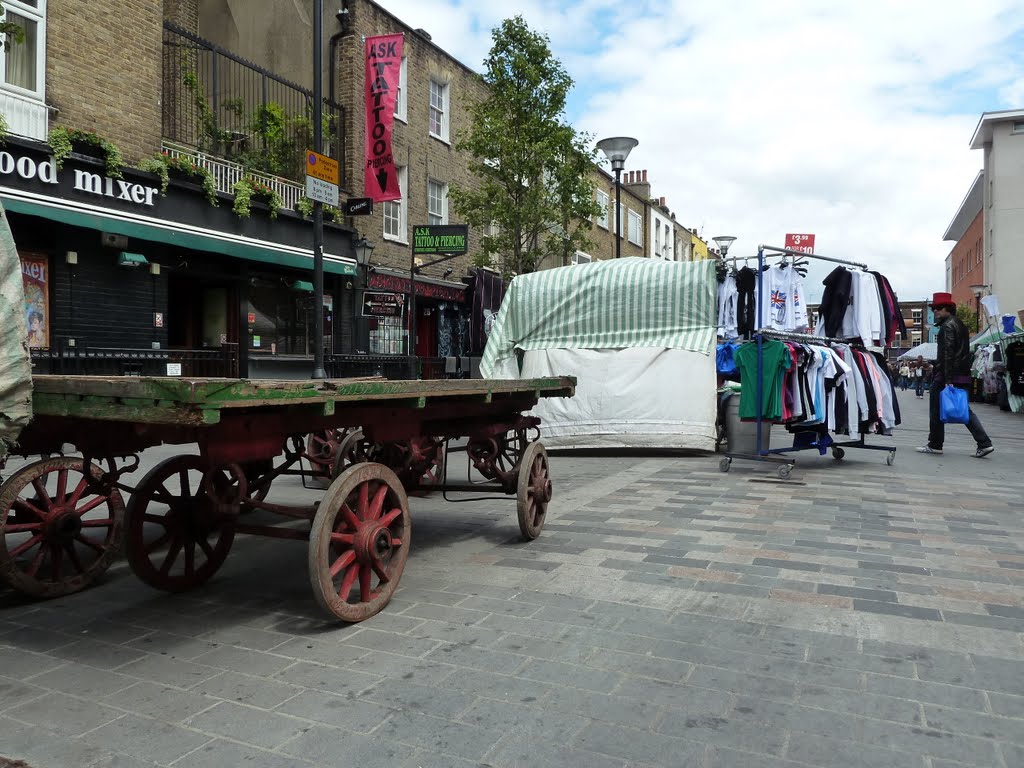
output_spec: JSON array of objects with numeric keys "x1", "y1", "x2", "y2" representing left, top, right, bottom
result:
[
  {"x1": 482, "y1": 258, "x2": 717, "y2": 450},
  {"x1": 0, "y1": 202, "x2": 32, "y2": 459}
]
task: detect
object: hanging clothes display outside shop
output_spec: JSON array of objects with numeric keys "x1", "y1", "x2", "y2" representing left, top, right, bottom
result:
[
  {"x1": 717, "y1": 259, "x2": 809, "y2": 338},
  {"x1": 720, "y1": 245, "x2": 900, "y2": 478}
]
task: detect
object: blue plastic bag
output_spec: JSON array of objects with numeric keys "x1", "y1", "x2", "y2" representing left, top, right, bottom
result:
[{"x1": 939, "y1": 385, "x2": 969, "y2": 424}]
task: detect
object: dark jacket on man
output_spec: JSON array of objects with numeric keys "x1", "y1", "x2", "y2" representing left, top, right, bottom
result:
[{"x1": 934, "y1": 313, "x2": 972, "y2": 385}]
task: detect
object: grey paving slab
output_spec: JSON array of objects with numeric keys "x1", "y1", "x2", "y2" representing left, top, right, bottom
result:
[
  {"x1": 168, "y1": 738, "x2": 313, "y2": 768},
  {"x1": 190, "y1": 669, "x2": 303, "y2": 709},
  {"x1": 99, "y1": 681, "x2": 218, "y2": 722},
  {"x1": 458, "y1": 696, "x2": 590, "y2": 744},
  {"x1": 0, "y1": 674, "x2": 47, "y2": 712},
  {"x1": 484, "y1": 731, "x2": 628, "y2": 768},
  {"x1": 278, "y1": 723, "x2": 419, "y2": 765},
  {"x1": 82, "y1": 714, "x2": 212, "y2": 764},
  {"x1": 6, "y1": 691, "x2": 124, "y2": 736},
  {"x1": 184, "y1": 700, "x2": 309, "y2": 749},
  {"x1": 373, "y1": 708, "x2": 505, "y2": 761},
  {"x1": 274, "y1": 689, "x2": 395, "y2": 731},
  {"x1": 573, "y1": 721, "x2": 707, "y2": 766},
  {"x1": 27, "y1": 661, "x2": 137, "y2": 699}
]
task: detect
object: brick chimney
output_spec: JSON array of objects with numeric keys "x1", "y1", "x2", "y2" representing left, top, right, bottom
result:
[{"x1": 623, "y1": 168, "x2": 651, "y2": 200}]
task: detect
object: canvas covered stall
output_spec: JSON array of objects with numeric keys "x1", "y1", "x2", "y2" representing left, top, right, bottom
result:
[
  {"x1": 480, "y1": 258, "x2": 718, "y2": 449},
  {"x1": 0, "y1": 203, "x2": 33, "y2": 461}
]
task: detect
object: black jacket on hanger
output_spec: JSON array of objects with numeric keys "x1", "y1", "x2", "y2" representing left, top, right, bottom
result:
[
  {"x1": 819, "y1": 267, "x2": 853, "y2": 338},
  {"x1": 735, "y1": 266, "x2": 757, "y2": 338}
]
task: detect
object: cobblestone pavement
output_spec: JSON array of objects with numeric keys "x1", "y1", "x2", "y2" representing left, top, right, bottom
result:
[{"x1": 1, "y1": 394, "x2": 1022, "y2": 768}]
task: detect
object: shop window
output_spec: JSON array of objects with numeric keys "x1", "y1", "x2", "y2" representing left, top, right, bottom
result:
[
  {"x1": 247, "y1": 279, "x2": 331, "y2": 356},
  {"x1": 368, "y1": 315, "x2": 405, "y2": 355}
]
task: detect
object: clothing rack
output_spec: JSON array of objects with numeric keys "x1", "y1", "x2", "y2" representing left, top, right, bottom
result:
[{"x1": 722, "y1": 245, "x2": 896, "y2": 479}]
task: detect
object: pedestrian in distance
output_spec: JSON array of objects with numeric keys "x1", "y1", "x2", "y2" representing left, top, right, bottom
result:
[
  {"x1": 914, "y1": 357, "x2": 926, "y2": 398},
  {"x1": 917, "y1": 292, "x2": 994, "y2": 458},
  {"x1": 899, "y1": 361, "x2": 910, "y2": 390}
]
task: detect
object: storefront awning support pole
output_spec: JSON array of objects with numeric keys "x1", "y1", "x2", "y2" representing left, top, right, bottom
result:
[{"x1": 311, "y1": 0, "x2": 327, "y2": 380}]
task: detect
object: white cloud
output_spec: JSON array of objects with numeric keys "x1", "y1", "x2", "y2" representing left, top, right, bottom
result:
[{"x1": 375, "y1": 0, "x2": 1024, "y2": 301}]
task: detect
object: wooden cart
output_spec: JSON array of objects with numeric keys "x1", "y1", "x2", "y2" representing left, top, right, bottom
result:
[{"x1": 0, "y1": 375, "x2": 574, "y2": 621}]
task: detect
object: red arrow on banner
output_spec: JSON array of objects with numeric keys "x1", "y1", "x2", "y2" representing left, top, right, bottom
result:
[{"x1": 376, "y1": 168, "x2": 389, "y2": 194}]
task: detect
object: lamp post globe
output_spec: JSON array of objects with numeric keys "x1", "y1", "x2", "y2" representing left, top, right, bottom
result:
[{"x1": 596, "y1": 136, "x2": 638, "y2": 259}]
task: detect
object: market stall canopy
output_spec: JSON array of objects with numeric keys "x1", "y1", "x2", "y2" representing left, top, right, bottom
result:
[
  {"x1": 898, "y1": 342, "x2": 937, "y2": 360},
  {"x1": 970, "y1": 324, "x2": 1022, "y2": 348},
  {"x1": 480, "y1": 257, "x2": 717, "y2": 378},
  {"x1": 0, "y1": 201, "x2": 33, "y2": 459}
]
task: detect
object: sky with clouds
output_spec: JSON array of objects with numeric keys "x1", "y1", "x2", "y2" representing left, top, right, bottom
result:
[{"x1": 377, "y1": 0, "x2": 1024, "y2": 302}]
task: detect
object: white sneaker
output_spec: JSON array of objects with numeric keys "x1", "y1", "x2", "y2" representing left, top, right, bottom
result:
[{"x1": 916, "y1": 446, "x2": 942, "y2": 454}]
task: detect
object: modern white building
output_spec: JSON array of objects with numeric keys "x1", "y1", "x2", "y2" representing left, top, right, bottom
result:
[{"x1": 969, "y1": 109, "x2": 1024, "y2": 324}]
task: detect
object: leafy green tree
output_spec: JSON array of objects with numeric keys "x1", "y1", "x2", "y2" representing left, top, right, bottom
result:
[
  {"x1": 449, "y1": 15, "x2": 601, "y2": 276},
  {"x1": 955, "y1": 303, "x2": 979, "y2": 332}
]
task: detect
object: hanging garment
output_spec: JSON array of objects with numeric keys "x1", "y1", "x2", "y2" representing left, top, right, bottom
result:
[
  {"x1": 717, "y1": 273, "x2": 739, "y2": 338},
  {"x1": 1005, "y1": 341, "x2": 1024, "y2": 396},
  {"x1": 734, "y1": 339, "x2": 792, "y2": 420},
  {"x1": 735, "y1": 267, "x2": 757, "y2": 338},
  {"x1": 818, "y1": 267, "x2": 854, "y2": 338},
  {"x1": 853, "y1": 271, "x2": 883, "y2": 347}
]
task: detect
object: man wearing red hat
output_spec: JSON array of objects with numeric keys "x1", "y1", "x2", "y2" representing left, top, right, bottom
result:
[{"x1": 917, "y1": 292, "x2": 994, "y2": 457}]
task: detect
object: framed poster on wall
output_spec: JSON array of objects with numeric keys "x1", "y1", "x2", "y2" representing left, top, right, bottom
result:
[{"x1": 20, "y1": 253, "x2": 49, "y2": 348}]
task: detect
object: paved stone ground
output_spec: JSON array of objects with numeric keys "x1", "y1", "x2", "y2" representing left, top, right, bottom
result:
[{"x1": 1, "y1": 393, "x2": 1022, "y2": 767}]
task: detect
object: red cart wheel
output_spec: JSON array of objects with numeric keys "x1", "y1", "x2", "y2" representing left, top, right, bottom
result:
[
  {"x1": 125, "y1": 455, "x2": 236, "y2": 592},
  {"x1": 308, "y1": 462, "x2": 410, "y2": 622},
  {"x1": 516, "y1": 441, "x2": 551, "y2": 541},
  {"x1": 0, "y1": 457, "x2": 125, "y2": 598}
]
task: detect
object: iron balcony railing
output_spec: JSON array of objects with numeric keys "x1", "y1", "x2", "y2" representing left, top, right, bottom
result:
[
  {"x1": 162, "y1": 21, "x2": 346, "y2": 190},
  {"x1": 31, "y1": 343, "x2": 240, "y2": 378}
]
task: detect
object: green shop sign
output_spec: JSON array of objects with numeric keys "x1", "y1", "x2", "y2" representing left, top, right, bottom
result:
[{"x1": 412, "y1": 225, "x2": 468, "y2": 255}]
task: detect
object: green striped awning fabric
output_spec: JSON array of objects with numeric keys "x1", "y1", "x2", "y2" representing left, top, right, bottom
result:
[{"x1": 480, "y1": 257, "x2": 717, "y2": 377}]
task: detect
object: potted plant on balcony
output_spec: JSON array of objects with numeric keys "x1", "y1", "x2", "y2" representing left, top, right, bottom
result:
[
  {"x1": 294, "y1": 196, "x2": 342, "y2": 223},
  {"x1": 136, "y1": 152, "x2": 219, "y2": 206},
  {"x1": 233, "y1": 177, "x2": 283, "y2": 220},
  {"x1": 48, "y1": 127, "x2": 124, "y2": 178}
]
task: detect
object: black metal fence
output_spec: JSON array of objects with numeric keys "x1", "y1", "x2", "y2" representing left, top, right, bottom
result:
[
  {"x1": 31, "y1": 344, "x2": 240, "y2": 378},
  {"x1": 326, "y1": 355, "x2": 468, "y2": 380},
  {"x1": 162, "y1": 22, "x2": 345, "y2": 185}
]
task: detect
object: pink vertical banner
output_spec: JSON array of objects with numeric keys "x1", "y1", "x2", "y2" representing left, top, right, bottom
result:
[{"x1": 364, "y1": 33, "x2": 403, "y2": 202}]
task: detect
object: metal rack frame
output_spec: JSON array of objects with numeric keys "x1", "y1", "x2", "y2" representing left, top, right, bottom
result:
[{"x1": 722, "y1": 244, "x2": 896, "y2": 478}]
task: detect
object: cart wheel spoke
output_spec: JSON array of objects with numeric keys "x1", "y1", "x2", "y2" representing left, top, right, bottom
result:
[
  {"x1": 30, "y1": 478, "x2": 52, "y2": 509},
  {"x1": 372, "y1": 560, "x2": 390, "y2": 584},
  {"x1": 12, "y1": 497, "x2": 47, "y2": 521},
  {"x1": 50, "y1": 541, "x2": 63, "y2": 580},
  {"x1": 184, "y1": 539, "x2": 196, "y2": 577},
  {"x1": 330, "y1": 549, "x2": 356, "y2": 578},
  {"x1": 74, "y1": 494, "x2": 109, "y2": 515},
  {"x1": 4, "y1": 522, "x2": 43, "y2": 533},
  {"x1": 390, "y1": 537, "x2": 402, "y2": 548},
  {"x1": 9, "y1": 533, "x2": 43, "y2": 558},
  {"x1": 142, "y1": 513, "x2": 170, "y2": 527},
  {"x1": 76, "y1": 534, "x2": 107, "y2": 554},
  {"x1": 367, "y1": 485, "x2": 387, "y2": 521},
  {"x1": 25, "y1": 545, "x2": 47, "y2": 578},
  {"x1": 179, "y1": 469, "x2": 190, "y2": 498},
  {"x1": 379, "y1": 508, "x2": 402, "y2": 528},
  {"x1": 330, "y1": 532, "x2": 354, "y2": 545},
  {"x1": 79, "y1": 518, "x2": 115, "y2": 528},
  {"x1": 159, "y1": 535, "x2": 183, "y2": 576},
  {"x1": 55, "y1": 467, "x2": 69, "y2": 504},
  {"x1": 338, "y1": 562, "x2": 359, "y2": 600},
  {"x1": 340, "y1": 503, "x2": 361, "y2": 532},
  {"x1": 67, "y1": 476, "x2": 90, "y2": 506},
  {"x1": 64, "y1": 540, "x2": 87, "y2": 575},
  {"x1": 357, "y1": 482, "x2": 370, "y2": 520},
  {"x1": 359, "y1": 565, "x2": 372, "y2": 602}
]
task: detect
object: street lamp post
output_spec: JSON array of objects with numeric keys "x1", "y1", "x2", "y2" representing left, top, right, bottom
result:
[
  {"x1": 353, "y1": 235, "x2": 374, "y2": 353},
  {"x1": 311, "y1": 0, "x2": 326, "y2": 379},
  {"x1": 596, "y1": 136, "x2": 638, "y2": 258},
  {"x1": 712, "y1": 236, "x2": 737, "y2": 265},
  {"x1": 970, "y1": 284, "x2": 986, "y2": 332}
]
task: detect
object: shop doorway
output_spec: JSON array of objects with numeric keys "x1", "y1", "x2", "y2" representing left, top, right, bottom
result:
[
  {"x1": 167, "y1": 273, "x2": 240, "y2": 376},
  {"x1": 416, "y1": 304, "x2": 437, "y2": 358}
]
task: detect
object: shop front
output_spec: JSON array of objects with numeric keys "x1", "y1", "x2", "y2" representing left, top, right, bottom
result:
[{"x1": 0, "y1": 136, "x2": 357, "y2": 379}]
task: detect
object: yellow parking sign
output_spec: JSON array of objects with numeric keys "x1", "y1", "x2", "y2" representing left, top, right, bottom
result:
[{"x1": 305, "y1": 150, "x2": 339, "y2": 184}]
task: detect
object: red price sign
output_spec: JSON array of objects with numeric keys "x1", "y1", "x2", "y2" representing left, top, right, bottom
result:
[{"x1": 784, "y1": 233, "x2": 815, "y2": 254}]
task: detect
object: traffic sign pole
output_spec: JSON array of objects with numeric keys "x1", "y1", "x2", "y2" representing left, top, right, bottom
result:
[{"x1": 311, "y1": 0, "x2": 326, "y2": 380}]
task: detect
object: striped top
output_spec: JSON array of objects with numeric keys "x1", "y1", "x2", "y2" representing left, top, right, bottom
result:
[{"x1": 480, "y1": 258, "x2": 717, "y2": 377}]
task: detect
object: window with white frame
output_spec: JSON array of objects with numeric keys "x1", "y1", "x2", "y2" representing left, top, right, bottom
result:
[
  {"x1": 394, "y1": 56, "x2": 408, "y2": 122},
  {"x1": 654, "y1": 224, "x2": 661, "y2": 257},
  {"x1": 383, "y1": 165, "x2": 407, "y2": 242},
  {"x1": 663, "y1": 224, "x2": 671, "y2": 258},
  {"x1": 2, "y1": 1, "x2": 45, "y2": 98},
  {"x1": 595, "y1": 190, "x2": 609, "y2": 229},
  {"x1": 628, "y1": 210, "x2": 642, "y2": 245},
  {"x1": 427, "y1": 178, "x2": 448, "y2": 225},
  {"x1": 1013, "y1": 121, "x2": 1024, "y2": 135},
  {"x1": 429, "y1": 79, "x2": 449, "y2": 141}
]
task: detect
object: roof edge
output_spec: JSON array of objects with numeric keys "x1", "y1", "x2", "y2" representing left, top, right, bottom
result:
[{"x1": 942, "y1": 170, "x2": 984, "y2": 242}]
